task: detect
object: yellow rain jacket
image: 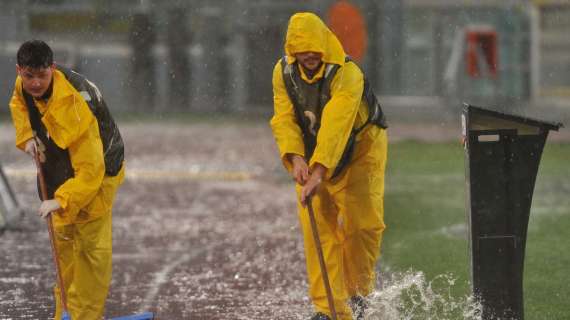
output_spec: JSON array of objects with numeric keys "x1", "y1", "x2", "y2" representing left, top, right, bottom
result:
[
  {"x1": 9, "y1": 69, "x2": 124, "y2": 320},
  {"x1": 271, "y1": 12, "x2": 388, "y2": 319}
]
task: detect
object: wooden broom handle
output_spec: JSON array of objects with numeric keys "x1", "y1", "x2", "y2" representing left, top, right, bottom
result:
[
  {"x1": 307, "y1": 196, "x2": 337, "y2": 320},
  {"x1": 34, "y1": 146, "x2": 69, "y2": 315}
]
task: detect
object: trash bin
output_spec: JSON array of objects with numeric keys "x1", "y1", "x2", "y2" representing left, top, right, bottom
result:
[{"x1": 462, "y1": 104, "x2": 563, "y2": 319}]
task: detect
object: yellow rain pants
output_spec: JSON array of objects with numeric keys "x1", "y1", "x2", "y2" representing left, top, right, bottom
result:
[
  {"x1": 53, "y1": 166, "x2": 123, "y2": 320},
  {"x1": 297, "y1": 129, "x2": 387, "y2": 319}
]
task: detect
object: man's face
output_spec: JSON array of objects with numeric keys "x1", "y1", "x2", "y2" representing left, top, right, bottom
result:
[
  {"x1": 295, "y1": 51, "x2": 323, "y2": 71},
  {"x1": 16, "y1": 64, "x2": 54, "y2": 98}
]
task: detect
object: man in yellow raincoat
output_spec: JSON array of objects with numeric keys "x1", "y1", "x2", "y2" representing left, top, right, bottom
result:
[
  {"x1": 270, "y1": 13, "x2": 388, "y2": 320},
  {"x1": 8, "y1": 40, "x2": 125, "y2": 320}
]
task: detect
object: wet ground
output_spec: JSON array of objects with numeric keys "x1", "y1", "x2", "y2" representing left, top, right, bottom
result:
[
  {"x1": 0, "y1": 117, "x2": 567, "y2": 319},
  {"x1": 1, "y1": 121, "x2": 313, "y2": 319}
]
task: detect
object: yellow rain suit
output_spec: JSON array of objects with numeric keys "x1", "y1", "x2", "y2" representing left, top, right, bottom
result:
[
  {"x1": 270, "y1": 12, "x2": 388, "y2": 319},
  {"x1": 9, "y1": 69, "x2": 125, "y2": 320}
]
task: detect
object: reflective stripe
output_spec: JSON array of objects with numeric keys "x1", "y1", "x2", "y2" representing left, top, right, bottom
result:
[
  {"x1": 79, "y1": 91, "x2": 91, "y2": 102},
  {"x1": 324, "y1": 64, "x2": 336, "y2": 78}
]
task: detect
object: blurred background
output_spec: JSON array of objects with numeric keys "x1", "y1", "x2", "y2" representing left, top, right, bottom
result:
[
  {"x1": 0, "y1": 0, "x2": 568, "y2": 120},
  {"x1": 1, "y1": 1, "x2": 569, "y2": 318}
]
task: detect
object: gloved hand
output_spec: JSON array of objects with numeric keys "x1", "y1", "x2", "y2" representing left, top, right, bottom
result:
[
  {"x1": 24, "y1": 138, "x2": 46, "y2": 163},
  {"x1": 39, "y1": 199, "x2": 61, "y2": 218}
]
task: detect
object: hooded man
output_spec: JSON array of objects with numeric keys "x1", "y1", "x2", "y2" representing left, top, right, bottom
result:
[
  {"x1": 8, "y1": 40, "x2": 125, "y2": 319},
  {"x1": 270, "y1": 12, "x2": 388, "y2": 320}
]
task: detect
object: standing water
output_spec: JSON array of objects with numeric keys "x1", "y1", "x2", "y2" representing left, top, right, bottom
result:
[{"x1": 364, "y1": 270, "x2": 482, "y2": 320}]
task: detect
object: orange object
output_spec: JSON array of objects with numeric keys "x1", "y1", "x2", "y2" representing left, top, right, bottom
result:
[
  {"x1": 328, "y1": 0, "x2": 367, "y2": 62},
  {"x1": 466, "y1": 29, "x2": 498, "y2": 77}
]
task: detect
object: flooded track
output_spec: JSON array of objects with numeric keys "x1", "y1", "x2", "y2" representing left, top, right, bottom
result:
[{"x1": 1, "y1": 122, "x2": 313, "y2": 319}]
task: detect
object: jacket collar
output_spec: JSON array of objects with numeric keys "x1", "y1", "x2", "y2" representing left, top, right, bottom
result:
[{"x1": 297, "y1": 62, "x2": 326, "y2": 84}]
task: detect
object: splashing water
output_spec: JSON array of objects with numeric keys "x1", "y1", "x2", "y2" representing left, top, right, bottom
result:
[{"x1": 365, "y1": 270, "x2": 482, "y2": 320}]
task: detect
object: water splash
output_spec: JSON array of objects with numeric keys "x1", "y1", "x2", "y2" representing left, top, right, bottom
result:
[{"x1": 365, "y1": 270, "x2": 481, "y2": 320}]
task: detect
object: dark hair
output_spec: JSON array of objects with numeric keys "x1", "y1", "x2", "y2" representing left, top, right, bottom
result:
[{"x1": 16, "y1": 40, "x2": 53, "y2": 69}]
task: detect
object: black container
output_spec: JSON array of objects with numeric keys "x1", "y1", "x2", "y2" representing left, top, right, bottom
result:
[{"x1": 462, "y1": 104, "x2": 562, "y2": 320}]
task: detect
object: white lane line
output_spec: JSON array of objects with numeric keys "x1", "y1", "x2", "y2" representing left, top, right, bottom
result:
[{"x1": 140, "y1": 243, "x2": 214, "y2": 311}]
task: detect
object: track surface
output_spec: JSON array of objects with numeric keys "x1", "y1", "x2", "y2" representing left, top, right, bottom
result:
[{"x1": 0, "y1": 122, "x2": 315, "y2": 319}]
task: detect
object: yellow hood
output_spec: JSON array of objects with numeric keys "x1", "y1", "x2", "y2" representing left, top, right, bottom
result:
[{"x1": 285, "y1": 12, "x2": 346, "y2": 66}]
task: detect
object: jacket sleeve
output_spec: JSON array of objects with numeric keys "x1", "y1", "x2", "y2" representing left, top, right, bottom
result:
[
  {"x1": 310, "y1": 62, "x2": 363, "y2": 180},
  {"x1": 269, "y1": 60, "x2": 305, "y2": 172},
  {"x1": 53, "y1": 98, "x2": 105, "y2": 222},
  {"x1": 8, "y1": 77, "x2": 34, "y2": 150}
]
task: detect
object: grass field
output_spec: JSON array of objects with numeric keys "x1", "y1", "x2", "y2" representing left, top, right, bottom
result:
[{"x1": 381, "y1": 141, "x2": 570, "y2": 319}]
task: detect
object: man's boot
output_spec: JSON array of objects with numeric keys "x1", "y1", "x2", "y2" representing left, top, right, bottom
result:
[
  {"x1": 350, "y1": 296, "x2": 368, "y2": 320},
  {"x1": 310, "y1": 312, "x2": 331, "y2": 320}
]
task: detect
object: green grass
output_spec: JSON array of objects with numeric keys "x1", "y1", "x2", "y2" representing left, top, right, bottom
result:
[{"x1": 382, "y1": 141, "x2": 570, "y2": 319}]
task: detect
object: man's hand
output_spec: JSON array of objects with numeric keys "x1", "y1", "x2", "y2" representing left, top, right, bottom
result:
[
  {"x1": 24, "y1": 138, "x2": 46, "y2": 163},
  {"x1": 289, "y1": 154, "x2": 309, "y2": 185},
  {"x1": 24, "y1": 138, "x2": 37, "y2": 157},
  {"x1": 300, "y1": 163, "x2": 327, "y2": 207},
  {"x1": 39, "y1": 199, "x2": 61, "y2": 218}
]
